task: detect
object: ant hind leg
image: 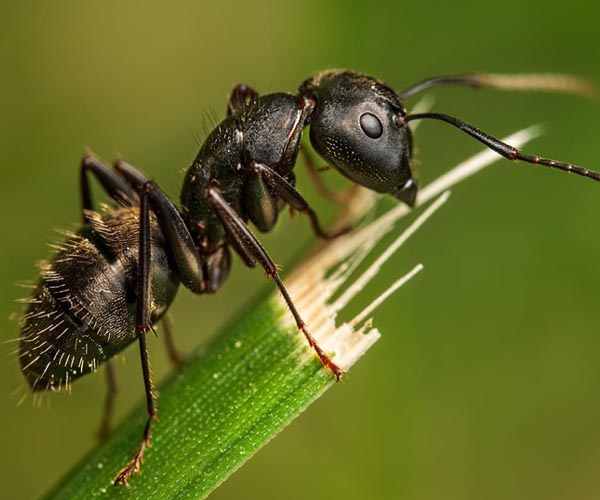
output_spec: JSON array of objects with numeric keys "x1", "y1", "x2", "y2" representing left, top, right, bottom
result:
[
  {"x1": 114, "y1": 183, "x2": 157, "y2": 486},
  {"x1": 79, "y1": 154, "x2": 138, "y2": 223},
  {"x1": 96, "y1": 360, "x2": 117, "y2": 443}
]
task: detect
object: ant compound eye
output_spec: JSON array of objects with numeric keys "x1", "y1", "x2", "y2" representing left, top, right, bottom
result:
[{"x1": 359, "y1": 112, "x2": 383, "y2": 139}]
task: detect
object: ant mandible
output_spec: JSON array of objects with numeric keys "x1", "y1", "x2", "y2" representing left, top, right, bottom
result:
[{"x1": 18, "y1": 70, "x2": 600, "y2": 485}]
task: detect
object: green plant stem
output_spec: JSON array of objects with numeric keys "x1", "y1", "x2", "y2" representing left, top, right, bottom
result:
[{"x1": 41, "y1": 297, "x2": 339, "y2": 500}]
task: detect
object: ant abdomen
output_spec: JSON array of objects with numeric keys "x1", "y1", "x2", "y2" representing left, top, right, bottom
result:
[{"x1": 20, "y1": 208, "x2": 179, "y2": 392}]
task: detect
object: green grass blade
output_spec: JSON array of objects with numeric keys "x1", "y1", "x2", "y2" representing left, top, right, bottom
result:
[{"x1": 41, "y1": 297, "x2": 342, "y2": 500}]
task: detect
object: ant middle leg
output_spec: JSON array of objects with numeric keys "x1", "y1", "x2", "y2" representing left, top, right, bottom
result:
[
  {"x1": 227, "y1": 84, "x2": 259, "y2": 116},
  {"x1": 161, "y1": 316, "x2": 185, "y2": 368},
  {"x1": 207, "y1": 186, "x2": 344, "y2": 380}
]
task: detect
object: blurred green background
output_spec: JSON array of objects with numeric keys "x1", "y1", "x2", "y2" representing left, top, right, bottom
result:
[{"x1": 2, "y1": 1, "x2": 600, "y2": 499}]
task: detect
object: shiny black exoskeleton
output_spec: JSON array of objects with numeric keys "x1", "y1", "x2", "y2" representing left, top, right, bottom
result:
[{"x1": 18, "y1": 69, "x2": 600, "y2": 485}]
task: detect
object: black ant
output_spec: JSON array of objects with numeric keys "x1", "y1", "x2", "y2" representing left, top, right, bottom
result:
[{"x1": 18, "y1": 70, "x2": 600, "y2": 485}]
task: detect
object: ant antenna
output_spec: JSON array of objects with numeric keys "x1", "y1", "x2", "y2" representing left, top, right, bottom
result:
[
  {"x1": 399, "y1": 73, "x2": 596, "y2": 100},
  {"x1": 399, "y1": 112, "x2": 600, "y2": 182}
]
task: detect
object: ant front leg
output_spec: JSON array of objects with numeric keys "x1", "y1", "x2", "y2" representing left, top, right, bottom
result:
[
  {"x1": 207, "y1": 186, "x2": 344, "y2": 380},
  {"x1": 248, "y1": 161, "x2": 351, "y2": 240},
  {"x1": 299, "y1": 146, "x2": 349, "y2": 204},
  {"x1": 227, "y1": 84, "x2": 259, "y2": 116}
]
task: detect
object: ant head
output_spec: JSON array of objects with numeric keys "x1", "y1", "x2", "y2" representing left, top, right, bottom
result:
[{"x1": 300, "y1": 70, "x2": 417, "y2": 206}]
